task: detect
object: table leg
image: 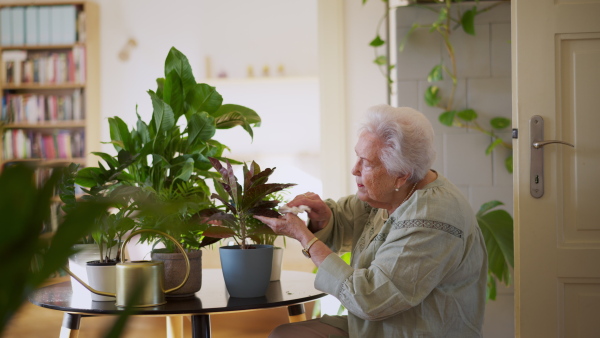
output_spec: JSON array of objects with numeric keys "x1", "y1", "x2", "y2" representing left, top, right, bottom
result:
[
  {"x1": 288, "y1": 304, "x2": 307, "y2": 323},
  {"x1": 59, "y1": 313, "x2": 81, "y2": 338},
  {"x1": 191, "y1": 314, "x2": 211, "y2": 338},
  {"x1": 166, "y1": 315, "x2": 184, "y2": 338}
]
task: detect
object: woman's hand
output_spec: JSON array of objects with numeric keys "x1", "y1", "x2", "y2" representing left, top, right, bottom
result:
[
  {"x1": 254, "y1": 213, "x2": 309, "y2": 241},
  {"x1": 254, "y1": 211, "x2": 332, "y2": 267},
  {"x1": 286, "y1": 192, "x2": 332, "y2": 232}
]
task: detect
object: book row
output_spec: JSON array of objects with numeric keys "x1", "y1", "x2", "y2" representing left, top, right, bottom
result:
[
  {"x1": 2, "y1": 128, "x2": 85, "y2": 160},
  {"x1": 0, "y1": 5, "x2": 84, "y2": 46},
  {"x1": 2, "y1": 46, "x2": 86, "y2": 85},
  {"x1": 1, "y1": 90, "x2": 84, "y2": 124}
]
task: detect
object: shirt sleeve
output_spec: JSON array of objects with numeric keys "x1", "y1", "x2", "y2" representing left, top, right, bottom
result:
[
  {"x1": 314, "y1": 226, "x2": 464, "y2": 321},
  {"x1": 313, "y1": 195, "x2": 371, "y2": 254}
]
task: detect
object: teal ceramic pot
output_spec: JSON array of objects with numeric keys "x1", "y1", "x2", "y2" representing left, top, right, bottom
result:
[{"x1": 219, "y1": 245, "x2": 273, "y2": 298}]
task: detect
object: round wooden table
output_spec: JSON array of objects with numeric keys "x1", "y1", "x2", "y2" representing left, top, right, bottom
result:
[{"x1": 29, "y1": 269, "x2": 327, "y2": 338}]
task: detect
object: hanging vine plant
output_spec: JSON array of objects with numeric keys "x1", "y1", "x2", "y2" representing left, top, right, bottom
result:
[{"x1": 369, "y1": 0, "x2": 513, "y2": 173}]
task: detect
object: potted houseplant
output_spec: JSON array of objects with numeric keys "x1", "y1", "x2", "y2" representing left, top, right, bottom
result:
[
  {"x1": 76, "y1": 47, "x2": 262, "y2": 297},
  {"x1": 246, "y1": 190, "x2": 290, "y2": 281},
  {"x1": 59, "y1": 161, "x2": 141, "y2": 301},
  {"x1": 201, "y1": 158, "x2": 295, "y2": 298}
]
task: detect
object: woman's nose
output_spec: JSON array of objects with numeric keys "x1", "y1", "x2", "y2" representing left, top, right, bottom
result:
[{"x1": 351, "y1": 161, "x2": 360, "y2": 176}]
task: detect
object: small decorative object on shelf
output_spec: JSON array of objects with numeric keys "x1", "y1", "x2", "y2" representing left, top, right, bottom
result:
[{"x1": 262, "y1": 65, "x2": 270, "y2": 77}]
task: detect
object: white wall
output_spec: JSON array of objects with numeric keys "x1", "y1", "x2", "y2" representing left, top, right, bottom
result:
[{"x1": 94, "y1": 0, "x2": 319, "y2": 156}]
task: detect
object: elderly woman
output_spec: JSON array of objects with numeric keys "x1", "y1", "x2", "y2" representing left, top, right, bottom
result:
[{"x1": 255, "y1": 104, "x2": 487, "y2": 337}]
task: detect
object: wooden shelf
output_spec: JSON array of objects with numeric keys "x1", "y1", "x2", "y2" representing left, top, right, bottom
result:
[
  {"x1": 0, "y1": 43, "x2": 84, "y2": 51},
  {"x1": 1, "y1": 83, "x2": 85, "y2": 90},
  {"x1": 2, "y1": 157, "x2": 86, "y2": 165},
  {"x1": 2, "y1": 121, "x2": 86, "y2": 129}
]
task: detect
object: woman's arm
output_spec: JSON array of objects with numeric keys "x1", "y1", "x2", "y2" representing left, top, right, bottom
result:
[{"x1": 315, "y1": 227, "x2": 465, "y2": 321}]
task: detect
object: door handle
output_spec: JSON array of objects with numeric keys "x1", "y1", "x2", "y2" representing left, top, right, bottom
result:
[
  {"x1": 530, "y1": 115, "x2": 575, "y2": 198},
  {"x1": 533, "y1": 140, "x2": 575, "y2": 149}
]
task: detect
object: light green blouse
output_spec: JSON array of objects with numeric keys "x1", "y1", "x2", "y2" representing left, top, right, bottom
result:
[{"x1": 314, "y1": 174, "x2": 487, "y2": 338}]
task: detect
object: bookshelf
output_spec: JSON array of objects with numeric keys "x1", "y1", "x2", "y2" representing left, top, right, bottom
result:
[{"x1": 0, "y1": 1, "x2": 99, "y2": 176}]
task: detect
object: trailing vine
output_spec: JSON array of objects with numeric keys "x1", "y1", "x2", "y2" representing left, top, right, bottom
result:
[{"x1": 369, "y1": 0, "x2": 513, "y2": 173}]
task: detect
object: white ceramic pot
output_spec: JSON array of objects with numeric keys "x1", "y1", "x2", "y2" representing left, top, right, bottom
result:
[
  {"x1": 270, "y1": 247, "x2": 284, "y2": 281},
  {"x1": 68, "y1": 244, "x2": 100, "y2": 299},
  {"x1": 85, "y1": 262, "x2": 117, "y2": 301},
  {"x1": 68, "y1": 244, "x2": 120, "y2": 301}
]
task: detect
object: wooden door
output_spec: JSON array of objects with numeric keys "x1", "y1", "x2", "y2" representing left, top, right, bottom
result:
[{"x1": 512, "y1": 0, "x2": 600, "y2": 337}]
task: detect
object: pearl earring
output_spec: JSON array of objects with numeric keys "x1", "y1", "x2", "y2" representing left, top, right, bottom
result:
[{"x1": 394, "y1": 188, "x2": 399, "y2": 192}]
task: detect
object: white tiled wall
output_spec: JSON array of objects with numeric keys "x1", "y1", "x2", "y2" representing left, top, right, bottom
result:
[{"x1": 395, "y1": 3, "x2": 513, "y2": 215}]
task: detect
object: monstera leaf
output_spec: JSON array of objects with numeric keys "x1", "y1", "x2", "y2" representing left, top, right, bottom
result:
[{"x1": 476, "y1": 200, "x2": 514, "y2": 300}]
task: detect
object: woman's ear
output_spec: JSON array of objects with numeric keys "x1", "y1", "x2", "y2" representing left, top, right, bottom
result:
[{"x1": 394, "y1": 173, "x2": 411, "y2": 190}]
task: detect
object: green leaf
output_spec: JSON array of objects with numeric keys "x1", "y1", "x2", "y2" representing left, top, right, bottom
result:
[
  {"x1": 461, "y1": 7, "x2": 476, "y2": 35},
  {"x1": 487, "y1": 272, "x2": 497, "y2": 301},
  {"x1": 187, "y1": 112, "x2": 216, "y2": 148},
  {"x1": 424, "y1": 85, "x2": 441, "y2": 107},
  {"x1": 136, "y1": 114, "x2": 151, "y2": 144},
  {"x1": 186, "y1": 83, "x2": 223, "y2": 115},
  {"x1": 108, "y1": 117, "x2": 132, "y2": 152},
  {"x1": 457, "y1": 109, "x2": 477, "y2": 122},
  {"x1": 215, "y1": 111, "x2": 255, "y2": 139},
  {"x1": 477, "y1": 205, "x2": 514, "y2": 286},
  {"x1": 162, "y1": 69, "x2": 185, "y2": 120},
  {"x1": 373, "y1": 55, "x2": 387, "y2": 66},
  {"x1": 485, "y1": 138, "x2": 504, "y2": 155},
  {"x1": 369, "y1": 35, "x2": 385, "y2": 47},
  {"x1": 427, "y1": 64, "x2": 444, "y2": 82},
  {"x1": 434, "y1": 7, "x2": 448, "y2": 27},
  {"x1": 148, "y1": 90, "x2": 175, "y2": 133},
  {"x1": 213, "y1": 104, "x2": 261, "y2": 123},
  {"x1": 164, "y1": 47, "x2": 196, "y2": 94},
  {"x1": 91, "y1": 152, "x2": 119, "y2": 168},
  {"x1": 439, "y1": 110, "x2": 456, "y2": 126},
  {"x1": 75, "y1": 167, "x2": 104, "y2": 187},
  {"x1": 505, "y1": 155, "x2": 513, "y2": 174},
  {"x1": 398, "y1": 23, "x2": 419, "y2": 52},
  {"x1": 174, "y1": 158, "x2": 194, "y2": 182},
  {"x1": 490, "y1": 117, "x2": 511, "y2": 130},
  {"x1": 477, "y1": 200, "x2": 504, "y2": 215}
]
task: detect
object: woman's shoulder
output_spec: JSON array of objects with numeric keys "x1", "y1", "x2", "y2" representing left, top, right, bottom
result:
[{"x1": 391, "y1": 173, "x2": 477, "y2": 234}]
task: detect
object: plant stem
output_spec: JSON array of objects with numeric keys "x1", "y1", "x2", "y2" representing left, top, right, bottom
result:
[{"x1": 239, "y1": 212, "x2": 247, "y2": 250}]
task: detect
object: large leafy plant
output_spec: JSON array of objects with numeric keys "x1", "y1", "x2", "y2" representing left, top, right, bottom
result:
[
  {"x1": 201, "y1": 158, "x2": 296, "y2": 249},
  {"x1": 0, "y1": 164, "x2": 110, "y2": 335},
  {"x1": 75, "y1": 47, "x2": 261, "y2": 253}
]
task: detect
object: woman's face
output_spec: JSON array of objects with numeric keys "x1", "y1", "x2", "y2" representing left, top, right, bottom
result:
[{"x1": 352, "y1": 132, "x2": 402, "y2": 210}]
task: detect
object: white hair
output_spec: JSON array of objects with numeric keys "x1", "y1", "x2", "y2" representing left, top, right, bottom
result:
[{"x1": 360, "y1": 104, "x2": 436, "y2": 183}]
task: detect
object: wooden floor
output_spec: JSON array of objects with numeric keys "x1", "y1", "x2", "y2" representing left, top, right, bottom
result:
[{"x1": 4, "y1": 278, "x2": 315, "y2": 338}]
